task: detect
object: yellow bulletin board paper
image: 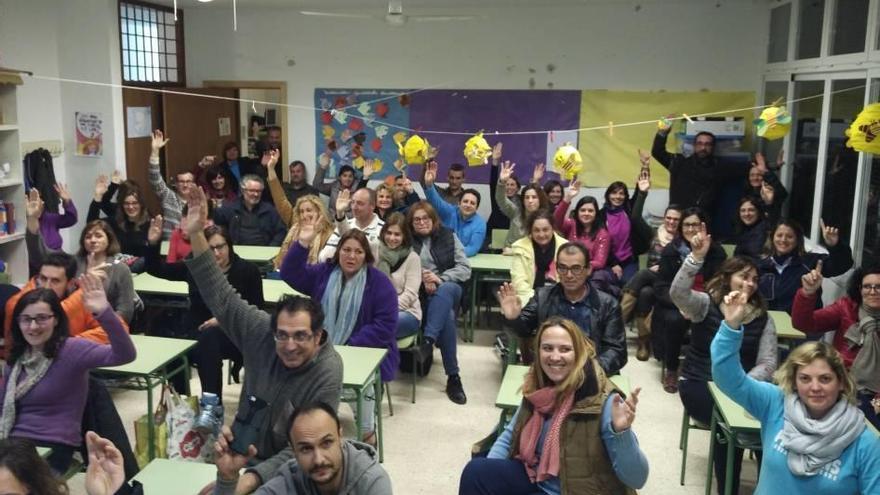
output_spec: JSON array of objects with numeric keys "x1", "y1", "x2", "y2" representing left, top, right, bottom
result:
[{"x1": 579, "y1": 90, "x2": 756, "y2": 188}]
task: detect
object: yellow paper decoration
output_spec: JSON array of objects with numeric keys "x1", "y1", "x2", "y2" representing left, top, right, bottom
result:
[
  {"x1": 398, "y1": 134, "x2": 430, "y2": 165},
  {"x1": 754, "y1": 106, "x2": 792, "y2": 141},
  {"x1": 657, "y1": 117, "x2": 673, "y2": 131},
  {"x1": 553, "y1": 143, "x2": 583, "y2": 180},
  {"x1": 352, "y1": 156, "x2": 366, "y2": 170},
  {"x1": 846, "y1": 103, "x2": 880, "y2": 154},
  {"x1": 392, "y1": 132, "x2": 407, "y2": 144},
  {"x1": 371, "y1": 158, "x2": 383, "y2": 172},
  {"x1": 463, "y1": 131, "x2": 492, "y2": 166}
]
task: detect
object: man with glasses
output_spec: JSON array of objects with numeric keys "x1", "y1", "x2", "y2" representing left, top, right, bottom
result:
[
  {"x1": 498, "y1": 242, "x2": 627, "y2": 375},
  {"x1": 148, "y1": 129, "x2": 198, "y2": 239},
  {"x1": 213, "y1": 174, "x2": 286, "y2": 246},
  {"x1": 184, "y1": 188, "x2": 343, "y2": 495}
]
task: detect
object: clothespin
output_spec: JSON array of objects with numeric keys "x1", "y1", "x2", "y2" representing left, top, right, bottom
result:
[
  {"x1": 608, "y1": 121, "x2": 614, "y2": 137},
  {"x1": 771, "y1": 96, "x2": 784, "y2": 107},
  {"x1": 252, "y1": 101, "x2": 257, "y2": 113},
  {"x1": 550, "y1": 130, "x2": 555, "y2": 142},
  {"x1": 682, "y1": 113, "x2": 694, "y2": 124}
]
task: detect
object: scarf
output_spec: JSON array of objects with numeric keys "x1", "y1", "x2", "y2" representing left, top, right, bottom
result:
[
  {"x1": 516, "y1": 387, "x2": 574, "y2": 483},
  {"x1": 780, "y1": 394, "x2": 865, "y2": 476},
  {"x1": 376, "y1": 246, "x2": 411, "y2": 277},
  {"x1": 1, "y1": 349, "x2": 53, "y2": 439},
  {"x1": 321, "y1": 266, "x2": 368, "y2": 345},
  {"x1": 843, "y1": 305, "x2": 880, "y2": 393},
  {"x1": 532, "y1": 238, "x2": 557, "y2": 289},
  {"x1": 656, "y1": 227, "x2": 675, "y2": 248}
]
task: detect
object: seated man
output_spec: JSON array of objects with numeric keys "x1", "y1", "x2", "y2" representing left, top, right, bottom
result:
[
  {"x1": 213, "y1": 174, "x2": 286, "y2": 246},
  {"x1": 423, "y1": 160, "x2": 486, "y2": 257},
  {"x1": 214, "y1": 402, "x2": 391, "y2": 495},
  {"x1": 319, "y1": 188, "x2": 385, "y2": 261},
  {"x1": 498, "y1": 242, "x2": 627, "y2": 375},
  {"x1": 421, "y1": 160, "x2": 466, "y2": 205},
  {"x1": 184, "y1": 188, "x2": 343, "y2": 493},
  {"x1": 149, "y1": 130, "x2": 194, "y2": 238}
]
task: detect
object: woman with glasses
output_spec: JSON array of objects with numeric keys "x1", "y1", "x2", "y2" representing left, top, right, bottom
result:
[
  {"x1": 87, "y1": 174, "x2": 151, "y2": 272},
  {"x1": 510, "y1": 210, "x2": 568, "y2": 306},
  {"x1": 653, "y1": 207, "x2": 727, "y2": 393},
  {"x1": 280, "y1": 224, "x2": 397, "y2": 446},
  {"x1": 792, "y1": 264, "x2": 880, "y2": 430},
  {"x1": 0, "y1": 274, "x2": 135, "y2": 474},
  {"x1": 731, "y1": 196, "x2": 772, "y2": 262},
  {"x1": 144, "y1": 217, "x2": 264, "y2": 435}
]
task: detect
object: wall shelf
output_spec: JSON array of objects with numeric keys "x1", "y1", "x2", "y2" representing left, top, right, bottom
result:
[
  {"x1": 0, "y1": 124, "x2": 18, "y2": 131},
  {"x1": 0, "y1": 232, "x2": 24, "y2": 245}
]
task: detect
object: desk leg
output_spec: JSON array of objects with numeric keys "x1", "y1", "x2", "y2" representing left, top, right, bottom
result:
[
  {"x1": 466, "y1": 274, "x2": 478, "y2": 343},
  {"x1": 374, "y1": 371, "x2": 384, "y2": 463},
  {"x1": 146, "y1": 377, "x2": 155, "y2": 461},
  {"x1": 354, "y1": 387, "x2": 363, "y2": 449},
  {"x1": 705, "y1": 408, "x2": 718, "y2": 495},
  {"x1": 724, "y1": 431, "x2": 735, "y2": 495}
]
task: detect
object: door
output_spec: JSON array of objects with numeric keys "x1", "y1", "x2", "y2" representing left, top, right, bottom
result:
[
  {"x1": 122, "y1": 87, "x2": 163, "y2": 215},
  {"x1": 161, "y1": 88, "x2": 239, "y2": 179}
]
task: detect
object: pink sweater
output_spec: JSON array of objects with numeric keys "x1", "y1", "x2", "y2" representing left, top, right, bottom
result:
[{"x1": 553, "y1": 200, "x2": 610, "y2": 270}]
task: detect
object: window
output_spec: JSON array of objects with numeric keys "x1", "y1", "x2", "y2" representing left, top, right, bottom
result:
[
  {"x1": 118, "y1": 1, "x2": 184, "y2": 85},
  {"x1": 830, "y1": 0, "x2": 868, "y2": 55},
  {"x1": 767, "y1": 3, "x2": 791, "y2": 63},
  {"x1": 796, "y1": 0, "x2": 825, "y2": 60}
]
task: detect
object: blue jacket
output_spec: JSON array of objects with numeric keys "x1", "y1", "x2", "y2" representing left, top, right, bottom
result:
[
  {"x1": 213, "y1": 198, "x2": 286, "y2": 246},
  {"x1": 425, "y1": 185, "x2": 486, "y2": 257},
  {"x1": 711, "y1": 321, "x2": 880, "y2": 494}
]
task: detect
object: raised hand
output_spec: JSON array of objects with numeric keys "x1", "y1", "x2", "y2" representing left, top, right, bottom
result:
[
  {"x1": 198, "y1": 155, "x2": 216, "y2": 169},
  {"x1": 214, "y1": 425, "x2": 257, "y2": 482},
  {"x1": 565, "y1": 180, "x2": 581, "y2": 203},
  {"x1": 424, "y1": 160, "x2": 438, "y2": 187},
  {"x1": 754, "y1": 152, "x2": 768, "y2": 173},
  {"x1": 820, "y1": 219, "x2": 840, "y2": 247},
  {"x1": 776, "y1": 148, "x2": 785, "y2": 169},
  {"x1": 491, "y1": 142, "x2": 503, "y2": 165},
  {"x1": 362, "y1": 159, "x2": 376, "y2": 179},
  {"x1": 263, "y1": 149, "x2": 279, "y2": 169},
  {"x1": 499, "y1": 161, "x2": 516, "y2": 182},
  {"x1": 147, "y1": 215, "x2": 163, "y2": 245},
  {"x1": 426, "y1": 145, "x2": 439, "y2": 160},
  {"x1": 801, "y1": 260, "x2": 824, "y2": 296},
  {"x1": 721, "y1": 290, "x2": 749, "y2": 328},
  {"x1": 54, "y1": 183, "x2": 72, "y2": 203},
  {"x1": 636, "y1": 168, "x2": 651, "y2": 193},
  {"x1": 151, "y1": 130, "x2": 169, "y2": 151},
  {"x1": 110, "y1": 170, "x2": 122, "y2": 185},
  {"x1": 198, "y1": 317, "x2": 220, "y2": 331},
  {"x1": 318, "y1": 152, "x2": 331, "y2": 170},
  {"x1": 638, "y1": 148, "x2": 651, "y2": 169},
  {"x1": 297, "y1": 216, "x2": 318, "y2": 246},
  {"x1": 81, "y1": 272, "x2": 110, "y2": 315},
  {"x1": 26, "y1": 188, "x2": 44, "y2": 219},
  {"x1": 760, "y1": 182, "x2": 775, "y2": 205},
  {"x1": 611, "y1": 265, "x2": 623, "y2": 280},
  {"x1": 402, "y1": 176, "x2": 414, "y2": 194},
  {"x1": 94, "y1": 175, "x2": 109, "y2": 200},
  {"x1": 611, "y1": 387, "x2": 641, "y2": 433},
  {"x1": 84, "y1": 431, "x2": 126, "y2": 495},
  {"x1": 185, "y1": 187, "x2": 208, "y2": 238},
  {"x1": 531, "y1": 162, "x2": 545, "y2": 184},
  {"x1": 689, "y1": 223, "x2": 711, "y2": 261},
  {"x1": 335, "y1": 188, "x2": 352, "y2": 217},
  {"x1": 497, "y1": 282, "x2": 523, "y2": 320},
  {"x1": 393, "y1": 159, "x2": 405, "y2": 173}
]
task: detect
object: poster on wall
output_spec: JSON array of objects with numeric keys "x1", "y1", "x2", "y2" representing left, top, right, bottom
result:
[
  {"x1": 126, "y1": 107, "x2": 152, "y2": 138},
  {"x1": 75, "y1": 111, "x2": 103, "y2": 157}
]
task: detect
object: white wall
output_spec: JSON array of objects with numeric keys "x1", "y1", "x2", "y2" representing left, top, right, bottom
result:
[{"x1": 184, "y1": 1, "x2": 768, "y2": 218}]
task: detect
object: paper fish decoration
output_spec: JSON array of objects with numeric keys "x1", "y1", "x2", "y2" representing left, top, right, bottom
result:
[
  {"x1": 320, "y1": 111, "x2": 332, "y2": 125},
  {"x1": 754, "y1": 106, "x2": 792, "y2": 141},
  {"x1": 332, "y1": 109, "x2": 347, "y2": 125},
  {"x1": 846, "y1": 103, "x2": 880, "y2": 154},
  {"x1": 349, "y1": 118, "x2": 364, "y2": 131},
  {"x1": 370, "y1": 158, "x2": 383, "y2": 173},
  {"x1": 376, "y1": 102, "x2": 389, "y2": 118},
  {"x1": 353, "y1": 156, "x2": 366, "y2": 170},
  {"x1": 374, "y1": 126, "x2": 389, "y2": 139},
  {"x1": 398, "y1": 134, "x2": 430, "y2": 165},
  {"x1": 371, "y1": 138, "x2": 383, "y2": 153},
  {"x1": 392, "y1": 132, "x2": 407, "y2": 145},
  {"x1": 357, "y1": 102, "x2": 373, "y2": 117},
  {"x1": 552, "y1": 143, "x2": 583, "y2": 180},
  {"x1": 463, "y1": 132, "x2": 492, "y2": 166},
  {"x1": 322, "y1": 125, "x2": 335, "y2": 141}
]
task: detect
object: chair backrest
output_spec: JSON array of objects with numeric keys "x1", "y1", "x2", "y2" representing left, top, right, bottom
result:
[
  {"x1": 490, "y1": 229, "x2": 508, "y2": 250},
  {"x1": 722, "y1": 244, "x2": 736, "y2": 258}
]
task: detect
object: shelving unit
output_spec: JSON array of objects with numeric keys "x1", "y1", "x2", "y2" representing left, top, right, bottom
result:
[{"x1": 0, "y1": 71, "x2": 27, "y2": 285}]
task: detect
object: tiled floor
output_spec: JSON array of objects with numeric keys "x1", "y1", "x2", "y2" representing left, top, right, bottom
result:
[{"x1": 99, "y1": 319, "x2": 758, "y2": 495}]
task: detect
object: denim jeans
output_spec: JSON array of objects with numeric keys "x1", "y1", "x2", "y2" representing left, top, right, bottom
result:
[
  {"x1": 459, "y1": 457, "x2": 543, "y2": 495},
  {"x1": 397, "y1": 311, "x2": 421, "y2": 339},
  {"x1": 424, "y1": 282, "x2": 461, "y2": 376}
]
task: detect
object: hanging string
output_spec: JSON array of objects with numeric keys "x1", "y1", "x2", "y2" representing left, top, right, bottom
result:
[
  {"x1": 233, "y1": 0, "x2": 238, "y2": 31},
  {"x1": 173, "y1": 0, "x2": 178, "y2": 21}
]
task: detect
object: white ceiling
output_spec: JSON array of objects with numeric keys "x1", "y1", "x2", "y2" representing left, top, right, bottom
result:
[{"x1": 150, "y1": 0, "x2": 700, "y2": 10}]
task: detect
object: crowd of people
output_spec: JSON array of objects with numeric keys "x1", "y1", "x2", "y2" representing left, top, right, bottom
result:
[{"x1": 1, "y1": 122, "x2": 879, "y2": 495}]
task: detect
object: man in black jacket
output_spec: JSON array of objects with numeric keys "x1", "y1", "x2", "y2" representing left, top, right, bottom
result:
[{"x1": 498, "y1": 242, "x2": 627, "y2": 375}]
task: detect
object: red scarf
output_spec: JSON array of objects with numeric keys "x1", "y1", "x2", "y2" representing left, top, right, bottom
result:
[{"x1": 516, "y1": 387, "x2": 574, "y2": 482}]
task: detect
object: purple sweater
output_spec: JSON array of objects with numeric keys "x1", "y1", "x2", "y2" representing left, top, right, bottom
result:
[
  {"x1": 604, "y1": 208, "x2": 633, "y2": 264},
  {"x1": 0, "y1": 307, "x2": 135, "y2": 447},
  {"x1": 39, "y1": 199, "x2": 78, "y2": 250},
  {"x1": 280, "y1": 242, "x2": 399, "y2": 381}
]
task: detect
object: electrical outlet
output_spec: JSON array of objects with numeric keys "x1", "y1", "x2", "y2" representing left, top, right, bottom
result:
[{"x1": 21, "y1": 140, "x2": 63, "y2": 158}]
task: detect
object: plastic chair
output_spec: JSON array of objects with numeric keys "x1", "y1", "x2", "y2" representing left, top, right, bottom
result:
[
  {"x1": 489, "y1": 229, "x2": 508, "y2": 252},
  {"x1": 679, "y1": 408, "x2": 711, "y2": 485},
  {"x1": 396, "y1": 332, "x2": 422, "y2": 405}
]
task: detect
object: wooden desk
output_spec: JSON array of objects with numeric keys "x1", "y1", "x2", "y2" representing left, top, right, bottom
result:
[
  {"x1": 769, "y1": 310, "x2": 806, "y2": 350},
  {"x1": 262, "y1": 279, "x2": 305, "y2": 305},
  {"x1": 132, "y1": 458, "x2": 218, "y2": 494},
  {"x1": 466, "y1": 253, "x2": 513, "y2": 342},
  {"x1": 99, "y1": 335, "x2": 196, "y2": 461},
  {"x1": 160, "y1": 241, "x2": 277, "y2": 265},
  {"x1": 707, "y1": 382, "x2": 760, "y2": 495},
  {"x1": 132, "y1": 273, "x2": 188, "y2": 297},
  {"x1": 336, "y1": 345, "x2": 387, "y2": 462}
]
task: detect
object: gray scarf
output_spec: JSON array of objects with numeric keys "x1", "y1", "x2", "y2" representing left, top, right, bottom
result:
[
  {"x1": 843, "y1": 306, "x2": 880, "y2": 393},
  {"x1": 321, "y1": 266, "x2": 368, "y2": 345},
  {"x1": 780, "y1": 394, "x2": 865, "y2": 476},
  {"x1": 376, "y1": 246, "x2": 411, "y2": 277},
  {"x1": 1, "y1": 349, "x2": 53, "y2": 439}
]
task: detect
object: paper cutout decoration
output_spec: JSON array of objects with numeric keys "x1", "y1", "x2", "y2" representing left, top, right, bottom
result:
[
  {"x1": 371, "y1": 158, "x2": 383, "y2": 173},
  {"x1": 657, "y1": 116, "x2": 673, "y2": 132},
  {"x1": 376, "y1": 103, "x2": 389, "y2": 118},
  {"x1": 332, "y1": 109, "x2": 347, "y2": 125},
  {"x1": 463, "y1": 131, "x2": 492, "y2": 166},
  {"x1": 754, "y1": 106, "x2": 792, "y2": 141},
  {"x1": 392, "y1": 131, "x2": 407, "y2": 144},
  {"x1": 552, "y1": 143, "x2": 583, "y2": 180},
  {"x1": 371, "y1": 138, "x2": 383, "y2": 153},
  {"x1": 398, "y1": 134, "x2": 430, "y2": 165},
  {"x1": 348, "y1": 118, "x2": 364, "y2": 131},
  {"x1": 322, "y1": 125, "x2": 335, "y2": 141},
  {"x1": 374, "y1": 125, "x2": 389, "y2": 139},
  {"x1": 320, "y1": 111, "x2": 332, "y2": 125},
  {"x1": 357, "y1": 102, "x2": 372, "y2": 117},
  {"x1": 845, "y1": 103, "x2": 880, "y2": 154},
  {"x1": 353, "y1": 156, "x2": 366, "y2": 170}
]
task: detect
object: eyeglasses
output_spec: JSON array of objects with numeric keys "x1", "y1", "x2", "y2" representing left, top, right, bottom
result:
[
  {"x1": 682, "y1": 222, "x2": 702, "y2": 229},
  {"x1": 273, "y1": 330, "x2": 314, "y2": 343},
  {"x1": 862, "y1": 284, "x2": 880, "y2": 293},
  {"x1": 412, "y1": 216, "x2": 431, "y2": 224},
  {"x1": 123, "y1": 201, "x2": 140, "y2": 207},
  {"x1": 18, "y1": 314, "x2": 55, "y2": 326},
  {"x1": 243, "y1": 188, "x2": 263, "y2": 194},
  {"x1": 209, "y1": 243, "x2": 228, "y2": 252},
  {"x1": 557, "y1": 264, "x2": 586, "y2": 275},
  {"x1": 177, "y1": 179, "x2": 194, "y2": 184}
]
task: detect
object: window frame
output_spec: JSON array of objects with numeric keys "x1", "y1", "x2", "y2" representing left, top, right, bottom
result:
[{"x1": 117, "y1": 0, "x2": 186, "y2": 87}]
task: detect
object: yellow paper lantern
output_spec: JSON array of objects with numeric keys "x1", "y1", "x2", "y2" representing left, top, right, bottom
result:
[
  {"x1": 754, "y1": 106, "x2": 792, "y2": 141},
  {"x1": 552, "y1": 143, "x2": 583, "y2": 180},
  {"x1": 463, "y1": 131, "x2": 492, "y2": 166},
  {"x1": 846, "y1": 103, "x2": 880, "y2": 154},
  {"x1": 398, "y1": 134, "x2": 430, "y2": 165}
]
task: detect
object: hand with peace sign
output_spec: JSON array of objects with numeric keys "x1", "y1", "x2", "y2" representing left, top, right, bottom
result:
[
  {"x1": 499, "y1": 161, "x2": 516, "y2": 182},
  {"x1": 636, "y1": 168, "x2": 651, "y2": 193},
  {"x1": 564, "y1": 179, "x2": 581, "y2": 203}
]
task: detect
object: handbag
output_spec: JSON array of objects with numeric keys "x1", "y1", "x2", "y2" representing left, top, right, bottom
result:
[
  {"x1": 133, "y1": 385, "x2": 169, "y2": 468},
  {"x1": 164, "y1": 385, "x2": 215, "y2": 463}
]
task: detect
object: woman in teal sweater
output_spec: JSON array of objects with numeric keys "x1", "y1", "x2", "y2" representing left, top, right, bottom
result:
[{"x1": 711, "y1": 291, "x2": 880, "y2": 494}]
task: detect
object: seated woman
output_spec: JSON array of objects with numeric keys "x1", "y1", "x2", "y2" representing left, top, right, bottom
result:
[
  {"x1": 144, "y1": 218, "x2": 263, "y2": 433},
  {"x1": 599, "y1": 176, "x2": 650, "y2": 287},
  {"x1": 87, "y1": 175, "x2": 150, "y2": 273},
  {"x1": 543, "y1": 179, "x2": 564, "y2": 211},
  {"x1": 731, "y1": 196, "x2": 771, "y2": 261},
  {"x1": 620, "y1": 204, "x2": 682, "y2": 361},
  {"x1": 459, "y1": 317, "x2": 649, "y2": 495},
  {"x1": 792, "y1": 264, "x2": 880, "y2": 429},
  {"x1": 313, "y1": 153, "x2": 369, "y2": 219},
  {"x1": 375, "y1": 183, "x2": 397, "y2": 222},
  {"x1": 201, "y1": 165, "x2": 238, "y2": 209},
  {"x1": 671, "y1": 247, "x2": 777, "y2": 494},
  {"x1": 654, "y1": 208, "x2": 727, "y2": 393},
  {"x1": 272, "y1": 195, "x2": 333, "y2": 272},
  {"x1": 510, "y1": 210, "x2": 568, "y2": 306},
  {"x1": 0, "y1": 274, "x2": 135, "y2": 474},
  {"x1": 377, "y1": 212, "x2": 422, "y2": 339},
  {"x1": 743, "y1": 151, "x2": 787, "y2": 220},
  {"x1": 406, "y1": 201, "x2": 471, "y2": 404},
  {"x1": 757, "y1": 218, "x2": 853, "y2": 313},
  {"x1": 711, "y1": 293, "x2": 880, "y2": 493},
  {"x1": 496, "y1": 161, "x2": 549, "y2": 250},
  {"x1": 553, "y1": 180, "x2": 610, "y2": 273},
  {"x1": 37, "y1": 183, "x2": 77, "y2": 251},
  {"x1": 280, "y1": 227, "x2": 397, "y2": 444}
]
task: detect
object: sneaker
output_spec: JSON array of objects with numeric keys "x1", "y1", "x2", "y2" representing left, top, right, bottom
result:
[
  {"x1": 193, "y1": 393, "x2": 224, "y2": 435},
  {"x1": 446, "y1": 374, "x2": 467, "y2": 405}
]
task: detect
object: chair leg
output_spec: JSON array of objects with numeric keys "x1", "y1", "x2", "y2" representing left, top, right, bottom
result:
[
  {"x1": 385, "y1": 382, "x2": 393, "y2": 417},
  {"x1": 680, "y1": 411, "x2": 689, "y2": 485}
]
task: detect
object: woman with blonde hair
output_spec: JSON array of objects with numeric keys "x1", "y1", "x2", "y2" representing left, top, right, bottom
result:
[
  {"x1": 273, "y1": 195, "x2": 333, "y2": 269},
  {"x1": 460, "y1": 317, "x2": 648, "y2": 494},
  {"x1": 711, "y1": 291, "x2": 880, "y2": 493}
]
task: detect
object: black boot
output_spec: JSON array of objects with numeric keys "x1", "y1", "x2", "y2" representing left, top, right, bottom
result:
[{"x1": 446, "y1": 374, "x2": 467, "y2": 405}]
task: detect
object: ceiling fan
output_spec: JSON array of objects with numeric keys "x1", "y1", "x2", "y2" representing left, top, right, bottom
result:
[{"x1": 300, "y1": 0, "x2": 481, "y2": 26}]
